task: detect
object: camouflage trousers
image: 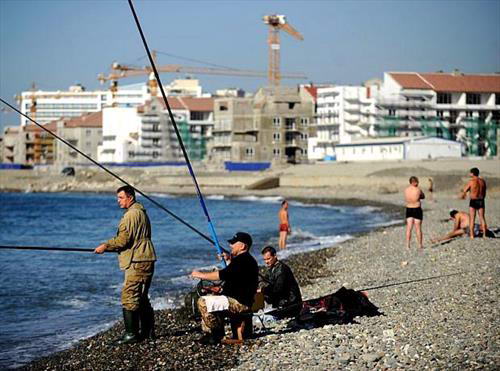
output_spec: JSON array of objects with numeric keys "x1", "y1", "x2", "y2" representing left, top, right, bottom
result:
[
  {"x1": 121, "y1": 262, "x2": 154, "y2": 311},
  {"x1": 197, "y1": 296, "x2": 249, "y2": 334}
]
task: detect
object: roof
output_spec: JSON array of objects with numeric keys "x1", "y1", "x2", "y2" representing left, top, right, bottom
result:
[
  {"x1": 147, "y1": 96, "x2": 214, "y2": 111},
  {"x1": 389, "y1": 72, "x2": 500, "y2": 93},
  {"x1": 303, "y1": 85, "x2": 318, "y2": 101},
  {"x1": 25, "y1": 121, "x2": 57, "y2": 132},
  {"x1": 336, "y1": 136, "x2": 461, "y2": 147},
  {"x1": 64, "y1": 111, "x2": 102, "y2": 128}
]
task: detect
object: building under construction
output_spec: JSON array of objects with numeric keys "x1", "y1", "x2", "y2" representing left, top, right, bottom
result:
[{"x1": 373, "y1": 72, "x2": 500, "y2": 157}]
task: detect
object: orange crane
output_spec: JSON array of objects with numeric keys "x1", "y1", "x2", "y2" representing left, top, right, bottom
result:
[
  {"x1": 263, "y1": 14, "x2": 304, "y2": 88},
  {"x1": 98, "y1": 50, "x2": 306, "y2": 95}
]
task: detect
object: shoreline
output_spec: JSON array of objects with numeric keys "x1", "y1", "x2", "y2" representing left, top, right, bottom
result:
[
  {"x1": 8, "y1": 159, "x2": 500, "y2": 369},
  {"x1": 19, "y1": 193, "x2": 500, "y2": 370},
  {"x1": 15, "y1": 194, "x2": 399, "y2": 370}
]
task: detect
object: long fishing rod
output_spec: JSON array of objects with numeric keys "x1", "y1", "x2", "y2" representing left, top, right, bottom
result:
[
  {"x1": 358, "y1": 271, "x2": 462, "y2": 292},
  {"x1": 0, "y1": 245, "x2": 116, "y2": 253},
  {"x1": 128, "y1": 0, "x2": 226, "y2": 266},
  {"x1": 0, "y1": 98, "x2": 214, "y2": 246}
]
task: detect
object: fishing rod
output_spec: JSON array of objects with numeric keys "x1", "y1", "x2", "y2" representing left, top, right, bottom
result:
[
  {"x1": 128, "y1": 0, "x2": 226, "y2": 266},
  {"x1": 0, "y1": 98, "x2": 214, "y2": 246},
  {"x1": 358, "y1": 271, "x2": 462, "y2": 292},
  {"x1": 0, "y1": 245, "x2": 116, "y2": 253}
]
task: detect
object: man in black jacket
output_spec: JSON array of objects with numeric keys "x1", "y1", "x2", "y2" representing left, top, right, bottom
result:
[
  {"x1": 260, "y1": 246, "x2": 302, "y2": 318},
  {"x1": 191, "y1": 232, "x2": 258, "y2": 344}
]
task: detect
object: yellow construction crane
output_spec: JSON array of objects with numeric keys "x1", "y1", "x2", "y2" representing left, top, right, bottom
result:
[
  {"x1": 98, "y1": 50, "x2": 306, "y2": 95},
  {"x1": 263, "y1": 14, "x2": 304, "y2": 88}
]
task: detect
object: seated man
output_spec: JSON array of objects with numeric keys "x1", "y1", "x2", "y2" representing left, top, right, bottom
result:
[
  {"x1": 260, "y1": 246, "x2": 302, "y2": 318},
  {"x1": 431, "y1": 209, "x2": 479, "y2": 244},
  {"x1": 191, "y1": 232, "x2": 258, "y2": 344}
]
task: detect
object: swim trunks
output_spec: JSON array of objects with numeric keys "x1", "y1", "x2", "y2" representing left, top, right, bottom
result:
[
  {"x1": 405, "y1": 207, "x2": 423, "y2": 220},
  {"x1": 464, "y1": 224, "x2": 480, "y2": 236},
  {"x1": 279, "y1": 223, "x2": 289, "y2": 232},
  {"x1": 469, "y1": 199, "x2": 485, "y2": 210}
]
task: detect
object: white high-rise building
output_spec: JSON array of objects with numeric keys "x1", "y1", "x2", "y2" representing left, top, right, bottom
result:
[
  {"x1": 18, "y1": 79, "x2": 207, "y2": 127},
  {"x1": 309, "y1": 84, "x2": 378, "y2": 160}
]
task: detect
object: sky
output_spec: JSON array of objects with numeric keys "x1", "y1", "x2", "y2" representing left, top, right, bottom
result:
[{"x1": 1, "y1": 0, "x2": 499, "y2": 130}]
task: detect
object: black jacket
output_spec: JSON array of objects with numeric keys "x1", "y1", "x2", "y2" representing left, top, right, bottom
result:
[{"x1": 261, "y1": 260, "x2": 302, "y2": 309}]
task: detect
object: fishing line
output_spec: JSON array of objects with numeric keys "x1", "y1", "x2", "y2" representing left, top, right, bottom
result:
[
  {"x1": 128, "y1": 0, "x2": 226, "y2": 266},
  {"x1": 0, "y1": 98, "x2": 214, "y2": 245},
  {"x1": 358, "y1": 271, "x2": 462, "y2": 292}
]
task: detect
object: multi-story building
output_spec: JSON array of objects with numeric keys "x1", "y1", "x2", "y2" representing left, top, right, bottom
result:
[
  {"x1": 55, "y1": 111, "x2": 103, "y2": 165},
  {"x1": 309, "y1": 83, "x2": 380, "y2": 160},
  {"x1": 210, "y1": 86, "x2": 315, "y2": 164},
  {"x1": 98, "y1": 95, "x2": 214, "y2": 163},
  {"x1": 373, "y1": 72, "x2": 500, "y2": 156},
  {"x1": 2, "y1": 112, "x2": 103, "y2": 166},
  {"x1": 309, "y1": 72, "x2": 500, "y2": 160},
  {"x1": 17, "y1": 79, "x2": 208, "y2": 127},
  {"x1": 2, "y1": 123, "x2": 56, "y2": 165}
]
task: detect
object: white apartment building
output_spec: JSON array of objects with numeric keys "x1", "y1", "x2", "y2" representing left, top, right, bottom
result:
[
  {"x1": 309, "y1": 84, "x2": 379, "y2": 160},
  {"x1": 309, "y1": 72, "x2": 500, "y2": 160},
  {"x1": 374, "y1": 72, "x2": 500, "y2": 156},
  {"x1": 18, "y1": 79, "x2": 207, "y2": 127}
]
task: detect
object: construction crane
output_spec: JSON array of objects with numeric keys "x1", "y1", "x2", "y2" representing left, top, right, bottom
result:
[
  {"x1": 263, "y1": 14, "x2": 304, "y2": 88},
  {"x1": 98, "y1": 50, "x2": 307, "y2": 96},
  {"x1": 14, "y1": 82, "x2": 37, "y2": 123}
]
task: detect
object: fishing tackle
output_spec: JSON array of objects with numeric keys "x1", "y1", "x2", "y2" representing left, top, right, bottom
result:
[{"x1": 128, "y1": 0, "x2": 225, "y2": 266}]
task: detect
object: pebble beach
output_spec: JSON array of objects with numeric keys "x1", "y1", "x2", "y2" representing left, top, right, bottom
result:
[{"x1": 6, "y1": 159, "x2": 498, "y2": 370}]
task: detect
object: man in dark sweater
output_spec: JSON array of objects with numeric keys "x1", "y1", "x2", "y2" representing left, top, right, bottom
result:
[
  {"x1": 260, "y1": 246, "x2": 302, "y2": 318},
  {"x1": 191, "y1": 232, "x2": 258, "y2": 344}
]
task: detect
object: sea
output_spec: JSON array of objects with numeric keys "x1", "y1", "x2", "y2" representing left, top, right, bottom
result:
[{"x1": 0, "y1": 191, "x2": 399, "y2": 368}]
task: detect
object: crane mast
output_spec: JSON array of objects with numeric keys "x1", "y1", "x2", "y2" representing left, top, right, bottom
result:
[{"x1": 263, "y1": 14, "x2": 304, "y2": 89}]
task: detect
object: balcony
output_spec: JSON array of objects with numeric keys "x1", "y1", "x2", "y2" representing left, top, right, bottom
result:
[{"x1": 285, "y1": 124, "x2": 300, "y2": 132}]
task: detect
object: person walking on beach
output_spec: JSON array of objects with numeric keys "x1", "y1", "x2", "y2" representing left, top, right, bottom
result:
[
  {"x1": 279, "y1": 200, "x2": 291, "y2": 250},
  {"x1": 404, "y1": 176, "x2": 425, "y2": 249},
  {"x1": 191, "y1": 232, "x2": 258, "y2": 345},
  {"x1": 461, "y1": 167, "x2": 487, "y2": 239},
  {"x1": 95, "y1": 185, "x2": 157, "y2": 345},
  {"x1": 428, "y1": 177, "x2": 435, "y2": 202}
]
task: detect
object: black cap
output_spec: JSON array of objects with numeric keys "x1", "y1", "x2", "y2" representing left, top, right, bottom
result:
[{"x1": 227, "y1": 232, "x2": 253, "y2": 248}]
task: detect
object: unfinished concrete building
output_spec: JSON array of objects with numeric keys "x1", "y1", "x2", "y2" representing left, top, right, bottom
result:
[{"x1": 210, "y1": 86, "x2": 315, "y2": 165}]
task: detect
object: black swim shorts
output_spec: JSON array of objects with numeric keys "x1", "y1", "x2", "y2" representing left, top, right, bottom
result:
[
  {"x1": 469, "y1": 199, "x2": 485, "y2": 210},
  {"x1": 406, "y1": 207, "x2": 423, "y2": 220}
]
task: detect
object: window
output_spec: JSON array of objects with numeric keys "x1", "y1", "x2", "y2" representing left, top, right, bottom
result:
[
  {"x1": 300, "y1": 117, "x2": 309, "y2": 126},
  {"x1": 245, "y1": 147, "x2": 255, "y2": 157},
  {"x1": 388, "y1": 109, "x2": 396, "y2": 117},
  {"x1": 437, "y1": 93, "x2": 452, "y2": 104},
  {"x1": 479, "y1": 111, "x2": 488, "y2": 121},
  {"x1": 86, "y1": 129, "x2": 91, "y2": 136},
  {"x1": 273, "y1": 132, "x2": 281, "y2": 141},
  {"x1": 466, "y1": 93, "x2": 481, "y2": 105},
  {"x1": 466, "y1": 111, "x2": 473, "y2": 118},
  {"x1": 288, "y1": 102, "x2": 295, "y2": 110},
  {"x1": 85, "y1": 141, "x2": 91, "y2": 148},
  {"x1": 273, "y1": 117, "x2": 281, "y2": 127},
  {"x1": 219, "y1": 102, "x2": 228, "y2": 111},
  {"x1": 496, "y1": 94, "x2": 500, "y2": 105},
  {"x1": 300, "y1": 133, "x2": 308, "y2": 140},
  {"x1": 273, "y1": 148, "x2": 280, "y2": 157}
]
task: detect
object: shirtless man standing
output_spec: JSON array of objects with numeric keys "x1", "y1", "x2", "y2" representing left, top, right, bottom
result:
[
  {"x1": 278, "y1": 200, "x2": 291, "y2": 250},
  {"x1": 430, "y1": 209, "x2": 474, "y2": 244},
  {"x1": 461, "y1": 167, "x2": 487, "y2": 239},
  {"x1": 404, "y1": 176, "x2": 425, "y2": 249}
]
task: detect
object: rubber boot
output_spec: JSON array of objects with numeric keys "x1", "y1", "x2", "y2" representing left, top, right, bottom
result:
[
  {"x1": 139, "y1": 304, "x2": 156, "y2": 341},
  {"x1": 114, "y1": 309, "x2": 140, "y2": 345}
]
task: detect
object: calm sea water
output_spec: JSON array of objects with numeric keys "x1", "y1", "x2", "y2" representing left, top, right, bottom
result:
[{"x1": 0, "y1": 191, "x2": 398, "y2": 368}]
